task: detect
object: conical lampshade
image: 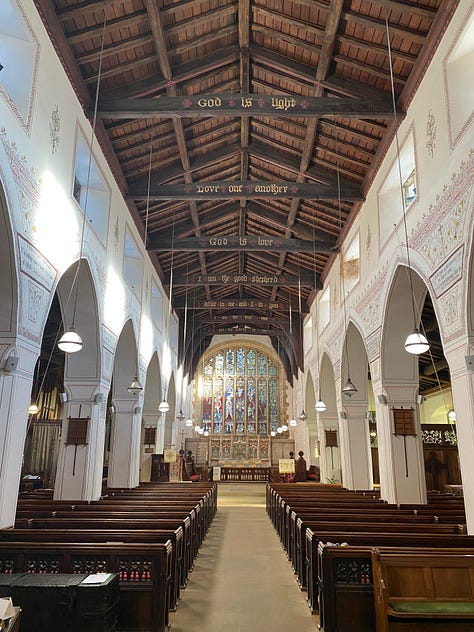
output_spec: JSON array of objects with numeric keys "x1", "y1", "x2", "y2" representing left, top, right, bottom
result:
[
  {"x1": 342, "y1": 377, "x2": 358, "y2": 394},
  {"x1": 127, "y1": 376, "x2": 143, "y2": 395}
]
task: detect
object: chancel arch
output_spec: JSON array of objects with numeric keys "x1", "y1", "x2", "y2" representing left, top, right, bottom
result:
[
  {"x1": 196, "y1": 341, "x2": 286, "y2": 436},
  {"x1": 185, "y1": 340, "x2": 289, "y2": 468}
]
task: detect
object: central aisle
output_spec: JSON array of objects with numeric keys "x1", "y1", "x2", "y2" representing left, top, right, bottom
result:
[{"x1": 170, "y1": 483, "x2": 318, "y2": 632}]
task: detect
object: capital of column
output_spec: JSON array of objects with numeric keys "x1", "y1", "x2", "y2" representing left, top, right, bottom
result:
[{"x1": 379, "y1": 381, "x2": 419, "y2": 405}]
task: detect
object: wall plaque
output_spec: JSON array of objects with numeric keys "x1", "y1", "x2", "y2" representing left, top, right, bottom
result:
[{"x1": 430, "y1": 245, "x2": 463, "y2": 298}]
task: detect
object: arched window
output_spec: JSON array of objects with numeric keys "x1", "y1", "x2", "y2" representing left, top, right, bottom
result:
[{"x1": 199, "y1": 344, "x2": 284, "y2": 435}]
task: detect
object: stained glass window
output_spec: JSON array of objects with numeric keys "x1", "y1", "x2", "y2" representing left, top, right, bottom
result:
[
  {"x1": 200, "y1": 345, "x2": 282, "y2": 435},
  {"x1": 225, "y1": 349, "x2": 234, "y2": 376},
  {"x1": 225, "y1": 378, "x2": 234, "y2": 433},
  {"x1": 257, "y1": 379, "x2": 267, "y2": 435},
  {"x1": 268, "y1": 378, "x2": 279, "y2": 432},
  {"x1": 247, "y1": 377, "x2": 256, "y2": 434},
  {"x1": 213, "y1": 377, "x2": 223, "y2": 433},
  {"x1": 247, "y1": 349, "x2": 256, "y2": 375},
  {"x1": 215, "y1": 353, "x2": 224, "y2": 376},
  {"x1": 235, "y1": 377, "x2": 245, "y2": 430},
  {"x1": 236, "y1": 348, "x2": 245, "y2": 375}
]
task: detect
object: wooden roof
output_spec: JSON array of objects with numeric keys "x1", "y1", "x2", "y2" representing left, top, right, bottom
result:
[{"x1": 34, "y1": 0, "x2": 458, "y2": 384}]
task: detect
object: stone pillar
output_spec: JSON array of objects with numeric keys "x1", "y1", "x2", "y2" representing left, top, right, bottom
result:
[
  {"x1": 140, "y1": 410, "x2": 159, "y2": 482},
  {"x1": 107, "y1": 397, "x2": 142, "y2": 488},
  {"x1": 339, "y1": 401, "x2": 373, "y2": 490},
  {"x1": 317, "y1": 413, "x2": 341, "y2": 484},
  {"x1": 376, "y1": 382, "x2": 427, "y2": 504},
  {"x1": 0, "y1": 347, "x2": 31, "y2": 527},
  {"x1": 445, "y1": 342, "x2": 474, "y2": 533},
  {"x1": 54, "y1": 382, "x2": 107, "y2": 500},
  {"x1": 305, "y1": 415, "x2": 319, "y2": 467},
  {"x1": 155, "y1": 412, "x2": 167, "y2": 455}
]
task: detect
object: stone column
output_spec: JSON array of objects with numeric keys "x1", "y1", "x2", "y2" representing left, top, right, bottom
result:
[
  {"x1": 140, "y1": 410, "x2": 159, "y2": 482},
  {"x1": 339, "y1": 401, "x2": 373, "y2": 490},
  {"x1": 376, "y1": 382, "x2": 427, "y2": 504},
  {"x1": 155, "y1": 412, "x2": 167, "y2": 455},
  {"x1": 107, "y1": 397, "x2": 142, "y2": 488},
  {"x1": 317, "y1": 413, "x2": 341, "y2": 484},
  {"x1": 54, "y1": 382, "x2": 107, "y2": 500},
  {"x1": 0, "y1": 347, "x2": 32, "y2": 527},
  {"x1": 445, "y1": 342, "x2": 474, "y2": 533}
]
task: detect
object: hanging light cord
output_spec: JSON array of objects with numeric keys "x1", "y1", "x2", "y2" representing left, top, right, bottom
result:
[
  {"x1": 144, "y1": 138, "x2": 153, "y2": 249},
  {"x1": 180, "y1": 261, "x2": 189, "y2": 413},
  {"x1": 386, "y1": 18, "x2": 418, "y2": 331},
  {"x1": 335, "y1": 124, "x2": 351, "y2": 380},
  {"x1": 312, "y1": 219, "x2": 322, "y2": 399},
  {"x1": 67, "y1": 15, "x2": 107, "y2": 332}
]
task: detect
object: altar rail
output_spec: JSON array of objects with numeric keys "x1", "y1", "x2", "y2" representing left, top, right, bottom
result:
[{"x1": 219, "y1": 467, "x2": 270, "y2": 482}]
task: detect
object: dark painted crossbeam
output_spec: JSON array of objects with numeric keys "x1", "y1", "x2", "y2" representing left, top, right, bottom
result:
[
  {"x1": 99, "y1": 94, "x2": 398, "y2": 119},
  {"x1": 128, "y1": 180, "x2": 364, "y2": 200},
  {"x1": 199, "y1": 327, "x2": 284, "y2": 337},
  {"x1": 174, "y1": 298, "x2": 304, "y2": 311},
  {"x1": 198, "y1": 315, "x2": 290, "y2": 325},
  {"x1": 173, "y1": 272, "x2": 319, "y2": 287},
  {"x1": 148, "y1": 235, "x2": 338, "y2": 252}
]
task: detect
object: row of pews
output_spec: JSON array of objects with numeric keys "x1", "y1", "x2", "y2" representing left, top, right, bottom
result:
[
  {"x1": 0, "y1": 482, "x2": 217, "y2": 631},
  {"x1": 267, "y1": 483, "x2": 474, "y2": 631}
]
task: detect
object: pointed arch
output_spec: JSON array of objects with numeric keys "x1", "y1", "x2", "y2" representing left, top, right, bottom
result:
[
  {"x1": 341, "y1": 321, "x2": 369, "y2": 403},
  {"x1": 56, "y1": 258, "x2": 101, "y2": 381},
  {"x1": 381, "y1": 264, "x2": 428, "y2": 383},
  {"x1": 0, "y1": 178, "x2": 18, "y2": 335},
  {"x1": 112, "y1": 318, "x2": 139, "y2": 398}
]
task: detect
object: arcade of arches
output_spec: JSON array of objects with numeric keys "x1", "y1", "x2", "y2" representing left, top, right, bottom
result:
[{"x1": 0, "y1": 0, "x2": 474, "y2": 536}]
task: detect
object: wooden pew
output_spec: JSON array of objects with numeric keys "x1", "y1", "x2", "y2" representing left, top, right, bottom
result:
[
  {"x1": 0, "y1": 527, "x2": 183, "y2": 612},
  {"x1": 371, "y1": 548, "x2": 474, "y2": 631},
  {"x1": 13, "y1": 483, "x2": 217, "y2": 627},
  {"x1": 15, "y1": 515, "x2": 194, "y2": 585},
  {"x1": 267, "y1": 484, "x2": 465, "y2": 592},
  {"x1": 291, "y1": 512, "x2": 465, "y2": 590},
  {"x1": 312, "y1": 534, "x2": 474, "y2": 631},
  {"x1": 0, "y1": 541, "x2": 172, "y2": 632},
  {"x1": 15, "y1": 485, "x2": 217, "y2": 568}
]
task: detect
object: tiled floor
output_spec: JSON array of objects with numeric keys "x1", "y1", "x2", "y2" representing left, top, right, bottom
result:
[{"x1": 169, "y1": 483, "x2": 318, "y2": 631}]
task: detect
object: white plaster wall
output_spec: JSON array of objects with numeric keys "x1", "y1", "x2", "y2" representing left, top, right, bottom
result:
[
  {"x1": 306, "y1": 0, "x2": 474, "y2": 391},
  {"x1": 0, "y1": 2, "x2": 178, "y2": 384}
]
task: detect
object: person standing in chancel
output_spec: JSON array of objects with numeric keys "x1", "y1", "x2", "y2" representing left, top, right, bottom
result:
[
  {"x1": 293, "y1": 451, "x2": 307, "y2": 482},
  {"x1": 178, "y1": 449, "x2": 187, "y2": 481}
]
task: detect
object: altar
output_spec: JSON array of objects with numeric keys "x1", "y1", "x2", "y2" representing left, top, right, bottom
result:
[{"x1": 184, "y1": 434, "x2": 294, "y2": 469}]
